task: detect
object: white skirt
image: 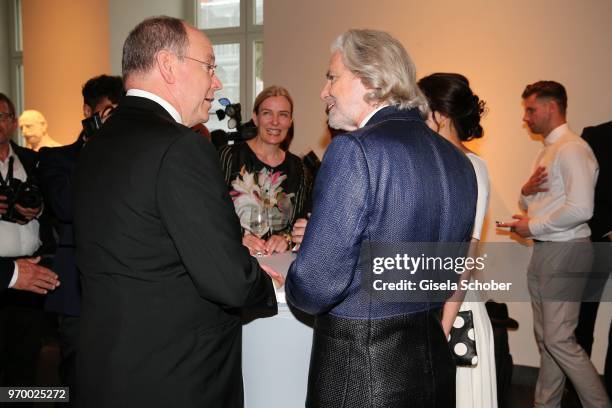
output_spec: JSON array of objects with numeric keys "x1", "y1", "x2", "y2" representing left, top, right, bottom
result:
[{"x1": 456, "y1": 300, "x2": 498, "y2": 408}]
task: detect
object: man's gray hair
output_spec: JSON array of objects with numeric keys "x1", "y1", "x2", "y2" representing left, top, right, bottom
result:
[
  {"x1": 122, "y1": 16, "x2": 189, "y2": 79},
  {"x1": 331, "y1": 29, "x2": 429, "y2": 115}
]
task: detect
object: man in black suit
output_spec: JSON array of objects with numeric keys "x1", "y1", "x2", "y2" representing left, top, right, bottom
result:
[
  {"x1": 73, "y1": 16, "x2": 279, "y2": 408},
  {"x1": 38, "y1": 74, "x2": 123, "y2": 405},
  {"x1": 582, "y1": 121, "x2": 612, "y2": 243},
  {"x1": 576, "y1": 121, "x2": 612, "y2": 397}
]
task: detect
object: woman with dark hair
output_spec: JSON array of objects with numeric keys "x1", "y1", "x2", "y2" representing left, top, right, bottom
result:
[
  {"x1": 218, "y1": 85, "x2": 309, "y2": 256},
  {"x1": 418, "y1": 73, "x2": 496, "y2": 408}
]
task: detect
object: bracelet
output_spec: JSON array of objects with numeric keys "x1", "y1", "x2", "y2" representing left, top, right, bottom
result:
[{"x1": 281, "y1": 232, "x2": 292, "y2": 247}]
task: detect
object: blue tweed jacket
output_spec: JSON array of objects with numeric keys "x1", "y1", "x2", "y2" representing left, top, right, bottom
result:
[{"x1": 285, "y1": 106, "x2": 477, "y2": 318}]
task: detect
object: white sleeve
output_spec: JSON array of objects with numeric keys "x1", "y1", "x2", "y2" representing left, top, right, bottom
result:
[
  {"x1": 467, "y1": 154, "x2": 490, "y2": 240},
  {"x1": 8, "y1": 261, "x2": 18, "y2": 288}
]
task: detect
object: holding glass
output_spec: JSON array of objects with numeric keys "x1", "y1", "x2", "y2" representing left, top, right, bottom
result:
[
  {"x1": 218, "y1": 86, "x2": 312, "y2": 257},
  {"x1": 248, "y1": 204, "x2": 269, "y2": 257}
]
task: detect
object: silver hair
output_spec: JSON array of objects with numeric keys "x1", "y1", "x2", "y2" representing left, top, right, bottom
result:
[{"x1": 331, "y1": 29, "x2": 429, "y2": 115}]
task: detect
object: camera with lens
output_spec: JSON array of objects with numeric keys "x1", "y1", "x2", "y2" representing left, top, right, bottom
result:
[
  {"x1": 81, "y1": 112, "x2": 103, "y2": 140},
  {"x1": 0, "y1": 178, "x2": 43, "y2": 224},
  {"x1": 81, "y1": 105, "x2": 115, "y2": 142},
  {"x1": 210, "y1": 98, "x2": 258, "y2": 149}
]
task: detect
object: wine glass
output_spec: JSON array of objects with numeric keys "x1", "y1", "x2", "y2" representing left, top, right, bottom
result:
[{"x1": 248, "y1": 205, "x2": 269, "y2": 257}]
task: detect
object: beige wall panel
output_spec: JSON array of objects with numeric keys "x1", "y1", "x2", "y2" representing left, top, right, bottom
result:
[{"x1": 22, "y1": 0, "x2": 110, "y2": 145}]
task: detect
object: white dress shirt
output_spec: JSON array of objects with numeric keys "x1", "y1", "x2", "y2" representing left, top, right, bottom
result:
[
  {"x1": 0, "y1": 144, "x2": 41, "y2": 257},
  {"x1": 126, "y1": 89, "x2": 182, "y2": 124},
  {"x1": 519, "y1": 123, "x2": 599, "y2": 241}
]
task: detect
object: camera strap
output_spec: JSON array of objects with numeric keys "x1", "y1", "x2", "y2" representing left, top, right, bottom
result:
[{"x1": 0, "y1": 156, "x2": 14, "y2": 187}]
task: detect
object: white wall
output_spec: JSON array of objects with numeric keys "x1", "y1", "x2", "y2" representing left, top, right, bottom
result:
[
  {"x1": 265, "y1": 0, "x2": 612, "y2": 370},
  {"x1": 108, "y1": 0, "x2": 193, "y2": 74}
]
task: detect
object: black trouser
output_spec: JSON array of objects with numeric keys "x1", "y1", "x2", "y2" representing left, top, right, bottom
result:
[
  {"x1": 56, "y1": 314, "x2": 79, "y2": 407},
  {"x1": 0, "y1": 304, "x2": 45, "y2": 386}
]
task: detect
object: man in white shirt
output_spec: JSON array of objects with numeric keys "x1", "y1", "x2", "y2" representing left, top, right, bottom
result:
[
  {"x1": 502, "y1": 81, "x2": 610, "y2": 407},
  {"x1": 0, "y1": 93, "x2": 46, "y2": 282},
  {"x1": 0, "y1": 92, "x2": 58, "y2": 387}
]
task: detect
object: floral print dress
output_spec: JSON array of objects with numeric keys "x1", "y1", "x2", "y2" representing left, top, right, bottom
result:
[{"x1": 218, "y1": 142, "x2": 309, "y2": 237}]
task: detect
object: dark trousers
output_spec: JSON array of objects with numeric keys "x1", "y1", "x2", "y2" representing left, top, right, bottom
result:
[
  {"x1": 0, "y1": 304, "x2": 45, "y2": 385},
  {"x1": 57, "y1": 314, "x2": 79, "y2": 407}
]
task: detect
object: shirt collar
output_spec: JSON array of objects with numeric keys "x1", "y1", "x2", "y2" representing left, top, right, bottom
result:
[
  {"x1": 126, "y1": 89, "x2": 182, "y2": 124},
  {"x1": 0, "y1": 143, "x2": 16, "y2": 165},
  {"x1": 544, "y1": 123, "x2": 569, "y2": 146},
  {"x1": 359, "y1": 104, "x2": 390, "y2": 128}
]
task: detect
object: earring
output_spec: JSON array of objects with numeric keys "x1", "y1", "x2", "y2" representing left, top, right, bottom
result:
[{"x1": 439, "y1": 122, "x2": 445, "y2": 130}]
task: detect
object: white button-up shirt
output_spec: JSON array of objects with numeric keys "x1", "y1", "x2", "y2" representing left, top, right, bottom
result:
[
  {"x1": 519, "y1": 123, "x2": 599, "y2": 241},
  {"x1": 0, "y1": 144, "x2": 41, "y2": 257},
  {"x1": 1, "y1": 144, "x2": 42, "y2": 287}
]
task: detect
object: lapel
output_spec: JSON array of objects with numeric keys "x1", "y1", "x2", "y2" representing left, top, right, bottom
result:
[{"x1": 9, "y1": 141, "x2": 37, "y2": 177}]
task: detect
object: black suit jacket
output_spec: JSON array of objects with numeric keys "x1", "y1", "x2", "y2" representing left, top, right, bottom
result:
[
  {"x1": 73, "y1": 96, "x2": 276, "y2": 408},
  {"x1": 582, "y1": 121, "x2": 612, "y2": 240},
  {"x1": 38, "y1": 138, "x2": 83, "y2": 316},
  {"x1": 0, "y1": 258, "x2": 14, "y2": 290}
]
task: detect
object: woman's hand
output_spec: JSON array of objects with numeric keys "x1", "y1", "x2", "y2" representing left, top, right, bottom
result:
[
  {"x1": 265, "y1": 234, "x2": 289, "y2": 254},
  {"x1": 243, "y1": 233, "x2": 267, "y2": 256},
  {"x1": 291, "y1": 218, "x2": 309, "y2": 245}
]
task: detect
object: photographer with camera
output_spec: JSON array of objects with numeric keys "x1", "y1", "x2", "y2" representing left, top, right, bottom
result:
[
  {"x1": 0, "y1": 92, "x2": 55, "y2": 389},
  {"x1": 37, "y1": 74, "x2": 123, "y2": 405}
]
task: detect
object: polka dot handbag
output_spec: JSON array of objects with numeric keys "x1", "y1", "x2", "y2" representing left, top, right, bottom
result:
[{"x1": 448, "y1": 310, "x2": 478, "y2": 366}]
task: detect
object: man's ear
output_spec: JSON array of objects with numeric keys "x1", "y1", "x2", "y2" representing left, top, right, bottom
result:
[
  {"x1": 156, "y1": 49, "x2": 177, "y2": 84},
  {"x1": 83, "y1": 104, "x2": 92, "y2": 118},
  {"x1": 549, "y1": 99, "x2": 561, "y2": 116},
  {"x1": 432, "y1": 111, "x2": 443, "y2": 125}
]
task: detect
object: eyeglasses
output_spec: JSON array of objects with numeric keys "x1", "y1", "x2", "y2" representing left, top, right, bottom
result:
[
  {"x1": 181, "y1": 55, "x2": 217, "y2": 76},
  {"x1": 0, "y1": 112, "x2": 15, "y2": 122}
]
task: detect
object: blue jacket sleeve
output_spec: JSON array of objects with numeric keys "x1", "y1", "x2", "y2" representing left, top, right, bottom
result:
[{"x1": 285, "y1": 135, "x2": 369, "y2": 315}]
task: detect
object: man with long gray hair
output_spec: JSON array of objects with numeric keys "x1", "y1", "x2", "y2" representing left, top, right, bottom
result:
[
  {"x1": 286, "y1": 29, "x2": 477, "y2": 406},
  {"x1": 73, "y1": 16, "x2": 279, "y2": 408}
]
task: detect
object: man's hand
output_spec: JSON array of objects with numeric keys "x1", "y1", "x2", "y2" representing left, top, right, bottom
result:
[
  {"x1": 14, "y1": 203, "x2": 42, "y2": 224},
  {"x1": 0, "y1": 195, "x2": 7, "y2": 215},
  {"x1": 14, "y1": 257, "x2": 60, "y2": 294},
  {"x1": 259, "y1": 262, "x2": 285, "y2": 288},
  {"x1": 521, "y1": 166, "x2": 548, "y2": 196},
  {"x1": 497, "y1": 214, "x2": 532, "y2": 238}
]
